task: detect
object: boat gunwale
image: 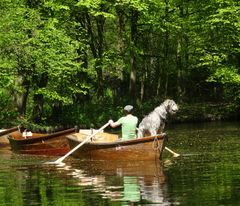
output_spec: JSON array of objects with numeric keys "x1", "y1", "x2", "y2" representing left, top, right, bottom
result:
[
  {"x1": 8, "y1": 128, "x2": 76, "y2": 144},
  {"x1": 0, "y1": 127, "x2": 19, "y2": 136},
  {"x1": 67, "y1": 133, "x2": 165, "y2": 147}
]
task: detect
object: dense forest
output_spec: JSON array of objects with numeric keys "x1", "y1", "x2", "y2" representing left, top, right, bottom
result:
[{"x1": 0, "y1": 0, "x2": 240, "y2": 128}]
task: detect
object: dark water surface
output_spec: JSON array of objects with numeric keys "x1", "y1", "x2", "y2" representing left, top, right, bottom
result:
[{"x1": 0, "y1": 121, "x2": 240, "y2": 206}]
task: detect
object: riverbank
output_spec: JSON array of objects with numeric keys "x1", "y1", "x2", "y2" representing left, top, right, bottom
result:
[
  {"x1": 1, "y1": 102, "x2": 239, "y2": 130},
  {"x1": 171, "y1": 102, "x2": 240, "y2": 123}
]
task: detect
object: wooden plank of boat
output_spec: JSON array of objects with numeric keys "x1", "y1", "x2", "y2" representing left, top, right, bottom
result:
[
  {"x1": 66, "y1": 132, "x2": 166, "y2": 161},
  {"x1": 8, "y1": 128, "x2": 76, "y2": 156},
  {"x1": 0, "y1": 126, "x2": 19, "y2": 137},
  {"x1": 0, "y1": 127, "x2": 19, "y2": 149}
]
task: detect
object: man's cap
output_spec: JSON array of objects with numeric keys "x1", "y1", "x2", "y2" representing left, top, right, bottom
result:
[{"x1": 124, "y1": 105, "x2": 133, "y2": 112}]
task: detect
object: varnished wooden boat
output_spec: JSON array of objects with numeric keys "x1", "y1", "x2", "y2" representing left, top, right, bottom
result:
[
  {"x1": 8, "y1": 128, "x2": 76, "y2": 156},
  {"x1": 66, "y1": 132, "x2": 166, "y2": 161}
]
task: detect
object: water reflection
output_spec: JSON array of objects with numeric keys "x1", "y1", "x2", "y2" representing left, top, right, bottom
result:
[
  {"x1": 53, "y1": 160, "x2": 169, "y2": 205},
  {"x1": 1, "y1": 121, "x2": 240, "y2": 205}
]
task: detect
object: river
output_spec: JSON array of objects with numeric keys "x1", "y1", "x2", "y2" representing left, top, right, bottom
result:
[{"x1": 0, "y1": 121, "x2": 240, "y2": 205}]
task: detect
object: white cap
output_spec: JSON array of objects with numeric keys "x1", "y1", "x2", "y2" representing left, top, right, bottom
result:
[{"x1": 124, "y1": 105, "x2": 133, "y2": 112}]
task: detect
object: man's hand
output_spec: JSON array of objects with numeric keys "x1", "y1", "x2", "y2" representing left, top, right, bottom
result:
[{"x1": 108, "y1": 119, "x2": 114, "y2": 125}]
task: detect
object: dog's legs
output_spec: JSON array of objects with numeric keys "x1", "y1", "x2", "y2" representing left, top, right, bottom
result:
[
  {"x1": 137, "y1": 127, "x2": 144, "y2": 138},
  {"x1": 149, "y1": 129, "x2": 157, "y2": 136},
  {"x1": 158, "y1": 122, "x2": 165, "y2": 134}
]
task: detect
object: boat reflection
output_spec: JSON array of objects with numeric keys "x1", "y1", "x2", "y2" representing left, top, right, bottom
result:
[{"x1": 55, "y1": 160, "x2": 169, "y2": 205}]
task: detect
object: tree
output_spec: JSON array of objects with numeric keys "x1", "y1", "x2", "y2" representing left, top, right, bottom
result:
[{"x1": 0, "y1": 0, "x2": 83, "y2": 124}]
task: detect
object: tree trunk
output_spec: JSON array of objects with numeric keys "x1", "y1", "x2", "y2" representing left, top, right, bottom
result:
[
  {"x1": 129, "y1": 9, "x2": 138, "y2": 103},
  {"x1": 176, "y1": 42, "x2": 183, "y2": 100},
  {"x1": 96, "y1": 15, "x2": 105, "y2": 97},
  {"x1": 156, "y1": 57, "x2": 162, "y2": 97},
  {"x1": 163, "y1": 0, "x2": 169, "y2": 98},
  {"x1": 14, "y1": 75, "x2": 30, "y2": 116},
  {"x1": 176, "y1": 4, "x2": 189, "y2": 102},
  {"x1": 85, "y1": 13, "x2": 105, "y2": 97},
  {"x1": 32, "y1": 72, "x2": 48, "y2": 123},
  {"x1": 140, "y1": 59, "x2": 147, "y2": 101}
]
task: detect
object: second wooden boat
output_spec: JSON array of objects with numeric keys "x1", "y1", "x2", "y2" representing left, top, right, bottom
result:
[
  {"x1": 66, "y1": 132, "x2": 166, "y2": 161},
  {"x1": 8, "y1": 128, "x2": 76, "y2": 156}
]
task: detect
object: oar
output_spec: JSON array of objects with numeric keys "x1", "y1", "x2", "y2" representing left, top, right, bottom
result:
[
  {"x1": 53, "y1": 122, "x2": 110, "y2": 164},
  {"x1": 165, "y1": 146, "x2": 180, "y2": 157}
]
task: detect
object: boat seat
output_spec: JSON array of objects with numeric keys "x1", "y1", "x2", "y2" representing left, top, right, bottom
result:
[{"x1": 73, "y1": 132, "x2": 119, "y2": 143}]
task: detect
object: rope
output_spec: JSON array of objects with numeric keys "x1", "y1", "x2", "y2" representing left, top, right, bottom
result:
[{"x1": 152, "y1": 136, "x2": 161, "y2": 151}]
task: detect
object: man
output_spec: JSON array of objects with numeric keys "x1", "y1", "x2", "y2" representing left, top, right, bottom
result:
[{"x1": 108, "y1": 105, "x2": 138, "y2": 140}]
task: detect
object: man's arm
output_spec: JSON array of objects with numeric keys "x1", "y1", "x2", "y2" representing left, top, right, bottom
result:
[{"x1": 108, "y1": 119, "x2": 121, "y2": 128}]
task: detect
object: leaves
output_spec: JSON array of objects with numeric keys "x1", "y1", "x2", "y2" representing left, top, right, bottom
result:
[
  {"x1": 0, "y1": 0, "x2": 240, "y2": 126},
  {"x1": 208, "y1": 66, "x2": 240, "y2": 85}
]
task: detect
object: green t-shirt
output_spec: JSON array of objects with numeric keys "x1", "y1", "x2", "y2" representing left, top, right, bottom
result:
[{"x1": 116, "y1": 114, "x2": 138, "y2": 140}]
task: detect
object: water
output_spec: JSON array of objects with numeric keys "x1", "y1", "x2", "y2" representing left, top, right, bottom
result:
[{"x1": 0, "y1": 121, "x2": 240, "y2": 206}]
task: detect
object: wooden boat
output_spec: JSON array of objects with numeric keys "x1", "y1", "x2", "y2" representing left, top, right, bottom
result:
[
  {"x1": 8, "y1": 128, "x2": 76, "y2": 156},
  {"x1": 0, "y1": 126, "x2": 19, "y2": 149},
  {"x1": 66, "y1": 132, "x2": 166, "y2": 161}
]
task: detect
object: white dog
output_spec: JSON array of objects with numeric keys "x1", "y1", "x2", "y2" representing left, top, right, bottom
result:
[{"x1": 137, "y1": 99, "x2": 178, "y2": 138}]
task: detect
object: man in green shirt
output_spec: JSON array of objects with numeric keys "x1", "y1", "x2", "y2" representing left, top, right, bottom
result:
[{"x1": 108, "y1": 105, "x2": 138, "y2": 140}]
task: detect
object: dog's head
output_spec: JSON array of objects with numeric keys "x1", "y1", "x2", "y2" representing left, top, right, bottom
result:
[{"x1": 163, "y1": 99, "x2": 179, "y2": 115}]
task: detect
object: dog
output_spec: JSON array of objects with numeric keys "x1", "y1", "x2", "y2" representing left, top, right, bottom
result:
[{"x1": 137, "y1": 99, "x2": 178, "y2": 138}]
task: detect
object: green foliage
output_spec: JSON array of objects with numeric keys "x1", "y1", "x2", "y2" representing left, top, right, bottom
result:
[
  {"x1": 0, "y1": 0, "x2": 240, "y2": 127},
  {"x1": 208, "y1": 66, "x2": 240, "y2": 85},
  {"x1": 0, "y1": 89, "x2": 19, "y2": 127}
]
